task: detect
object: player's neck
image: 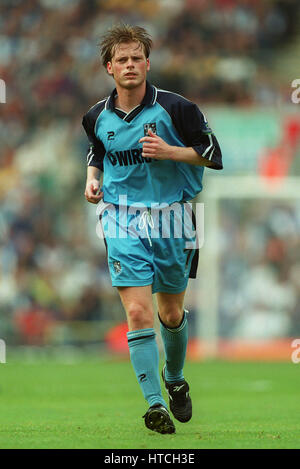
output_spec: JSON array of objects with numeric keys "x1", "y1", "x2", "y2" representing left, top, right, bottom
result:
[{"x1": 114, "y1": 82, "x2": 146, "y2": 113}]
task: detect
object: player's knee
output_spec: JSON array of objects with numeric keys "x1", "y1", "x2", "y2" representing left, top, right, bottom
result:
[
  {"x1": 127, "y1": 304, "x2": 153, "y2": 330},
  {"x1": 160, "y1": 308, "x2": 183, "y2": 328}
]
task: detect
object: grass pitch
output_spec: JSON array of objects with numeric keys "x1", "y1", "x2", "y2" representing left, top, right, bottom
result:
[{"x1": 0, "y1": 356, "x2": 299, "y2": 449}]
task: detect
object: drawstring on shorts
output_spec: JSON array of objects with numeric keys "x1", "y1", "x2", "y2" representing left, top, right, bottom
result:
[{"x1": 139, "y1": 210, "x2": 154, "y2": 247}]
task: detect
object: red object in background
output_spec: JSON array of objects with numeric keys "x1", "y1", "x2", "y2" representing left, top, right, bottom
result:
[
  {"x1": 14, "y1": 305, "x2": 54, "y2": 345},
  {"x1": 259, "y1": 145, "x2": 292, "y2": 179},
  {"x1": 105, "y1": 322, "x2": 129, "y2": 353},
  {"x1": 285, "y1": 118, "x2": 300, "y2": 148},
  {"x1": 265, "y1": 237, "x2": 286, "y2": 263},
  {"x1": 259, "y1": 116, "x2": 300, "y2": 182}
]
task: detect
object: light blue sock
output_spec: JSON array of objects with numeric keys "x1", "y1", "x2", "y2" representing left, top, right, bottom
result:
[
  {"x1": 127, "y1": 328, "x2": 167, "y2": 408},
  {"x1": 160, "y1": 310, "x2": 188, "y2": 383}
]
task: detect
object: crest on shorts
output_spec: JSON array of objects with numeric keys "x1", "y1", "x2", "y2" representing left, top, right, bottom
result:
[
  {"x1": 144, "y1": 122, "x2": 157, "y2": 136},
  {"x1": 113, "y1": 260, "x2": 122, "y2": 274}
]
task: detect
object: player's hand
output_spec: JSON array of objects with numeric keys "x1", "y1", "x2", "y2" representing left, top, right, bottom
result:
[
  {"x1": 139, "y1": 129, "x2": 173, "y2": 160},
  {"x1": 84, "y1": 179, "x2": 103, "y2": 204}
]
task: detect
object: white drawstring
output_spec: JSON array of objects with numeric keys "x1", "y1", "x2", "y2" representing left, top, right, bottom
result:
[{"x1": 138, "y1": 210, "x2": 154, "y2": 247}]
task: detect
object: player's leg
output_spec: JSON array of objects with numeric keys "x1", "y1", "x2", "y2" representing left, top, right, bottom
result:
[
  {"x1": 118, "y1": 285, "x2": 175, "y2": 433},
  {"x1": 157, "y1": 290, "x2": 192, "y2": 423},
  {"x1": 118, "y1": 285, "x2": 166, "y2": 408},
  {"x1": 118, "y1": 285, "x2": 166, "y2": 406},
  {"x1": 101, "y1": 205, "x2": 174, "y2": 432},
  {"x1": 118, "y1": 285, "x2": 154, "y2": 331},
  {"x1": 157, "y1": 290, "x2": 187, "y2": 383}
]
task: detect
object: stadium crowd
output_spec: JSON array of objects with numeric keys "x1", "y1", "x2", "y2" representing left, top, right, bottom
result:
[
  {"x1": 218, "y1": 200, "x2": 300, "y2": 338},
  {"x1": 0, "y1": 0, "x2": 299, "y2": 344}
]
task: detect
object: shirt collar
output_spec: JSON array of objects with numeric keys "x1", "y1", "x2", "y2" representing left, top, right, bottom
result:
[{"x1": 106, "y1": 81, "x2": 157, "y2": 111}]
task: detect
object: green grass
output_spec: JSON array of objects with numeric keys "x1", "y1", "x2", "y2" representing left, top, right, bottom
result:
[{"x1": 0, "y1": 357, "x2": 299, "y2": 449}]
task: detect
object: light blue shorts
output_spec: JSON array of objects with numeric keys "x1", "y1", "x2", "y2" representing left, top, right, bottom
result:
[{"x1": 98, "y1": 201, "x2": 198, "y2": 294}]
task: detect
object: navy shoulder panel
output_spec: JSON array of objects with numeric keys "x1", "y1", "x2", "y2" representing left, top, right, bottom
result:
[
  {"x1": 82, "y1": 99, "x2": 107, "y2": 171},
  {"x1": 156, "y1": 89, "x2": 208, "y2": 140},
  {"x1": 82, "y1": 99, "x2": 107, "y2": 136},
  {"x1": 156, "y1": 88, "x2": 192, "y2": 108},
  {"x1": 156, "y1": 89, "x2": 223, "y2": 170}
]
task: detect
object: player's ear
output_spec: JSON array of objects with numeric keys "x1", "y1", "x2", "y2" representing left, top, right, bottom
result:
[
  {"x1": 146, "y1": 58, "x2": 150, "y2": 72},
  {"x1": 107, "y1": 61, "x2": 113, "y2": 76}
]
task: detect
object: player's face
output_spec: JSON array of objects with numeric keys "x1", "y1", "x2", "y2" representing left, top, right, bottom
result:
[{"x1": 107, "y1": 41, "x2": 150, "y2": 90}]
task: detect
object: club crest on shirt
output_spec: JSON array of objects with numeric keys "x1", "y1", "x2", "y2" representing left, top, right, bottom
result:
[
  {"x1": 113, "y1": 260, "x2": 122, "y2": 274},
  {"x1": 144, "y1": 122, "x2": 157, "y2": 136}
]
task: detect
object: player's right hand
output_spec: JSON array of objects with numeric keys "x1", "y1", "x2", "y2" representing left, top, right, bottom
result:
[{"x1": 84, "y1": 179, "x2": 103, "y2": 204}]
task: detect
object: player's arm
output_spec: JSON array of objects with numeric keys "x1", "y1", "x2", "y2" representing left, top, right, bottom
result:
[
  {"x1": 82, "y1": 114, "x2": 105, "y2": 204},
  {"x1": 140, "y1": 97, "x2": 222, "y2": 169},
  {"x1": 177, "y1": 102, "x2": 223, "y2": 169},
  {"x1": 140, "y1": 131, "x2": 216, "y2": 167},
  {"x1": 85, "y1": 166, "x2": 103, "y2": 204}
]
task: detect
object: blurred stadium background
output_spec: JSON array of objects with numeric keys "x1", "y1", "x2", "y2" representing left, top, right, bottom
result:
[{"x1": 0, "y1": 0, "x2": 299, "y2": 362}]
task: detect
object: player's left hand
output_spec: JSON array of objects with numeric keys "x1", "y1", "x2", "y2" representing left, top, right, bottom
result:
[{"x1": 139, "y1": 130, "x2": 172, "y2": 160}]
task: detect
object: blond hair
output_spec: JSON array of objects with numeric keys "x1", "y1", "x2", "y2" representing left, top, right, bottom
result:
[{"x1": 100, "y1": 24, "x2": 153, "y2": 67}]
